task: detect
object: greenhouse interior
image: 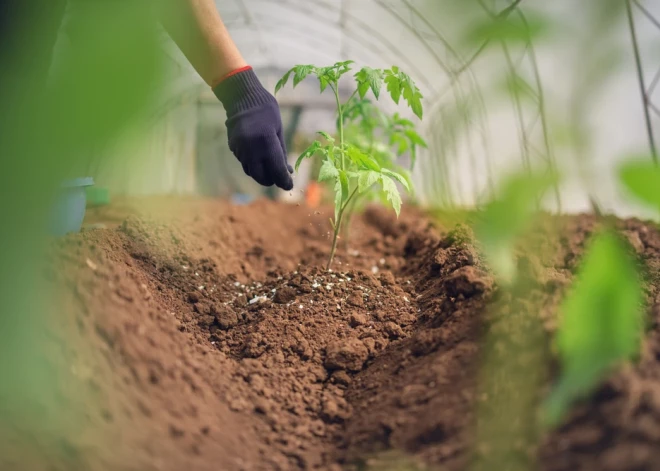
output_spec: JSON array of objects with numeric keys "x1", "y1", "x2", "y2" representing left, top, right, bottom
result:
[{"x1": 1, "y1": 1, "x2": 660, "y2": 470}]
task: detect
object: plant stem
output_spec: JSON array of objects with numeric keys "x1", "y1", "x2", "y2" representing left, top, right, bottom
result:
[
  {"x1": 626, "y1": 0, "x2": 658, "y2": 165},
  {"x1": 331, "y1": 83, "x2": 346, "y2": 171},
  {"x1": 327, "y1": 187, "x2": 359, "y2": 270}
]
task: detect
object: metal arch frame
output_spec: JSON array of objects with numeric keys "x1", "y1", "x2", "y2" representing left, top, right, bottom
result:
[
  {"x1": 627, "y1": 0, "x2": 659, "y2": 164},
  {"x1": 220, "y1": 0, "x2": 563, "y2": 208},
  {"x1": 231, "y1": 0, "x2": 438, "y2": 93}
]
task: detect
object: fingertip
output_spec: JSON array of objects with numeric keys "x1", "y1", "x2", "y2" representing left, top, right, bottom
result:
[
  {"x1": 287, "y1": 164, "x2": 294, "y2": 174},
  {"x1": 277, "y1": 174, "x2": 294, "y2": 191}
]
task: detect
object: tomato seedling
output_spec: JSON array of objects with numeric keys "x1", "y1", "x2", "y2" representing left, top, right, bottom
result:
[{"x1": 275, "y1": 61, "x2": 424, "y2": 269}]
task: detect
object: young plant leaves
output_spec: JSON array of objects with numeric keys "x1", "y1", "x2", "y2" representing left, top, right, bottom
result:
[
  {"x1": 381, "y1": 175, "x2": 402, "y2": 216},
  {"x1": 619, "y1": 159, "x2": 660, "y2": 209},
  {"x1": 317, "y1": 131, "x2": 335, "y2": 143},
  {"x1": 381, "y1": 168, "x2": 411, "y2": 193},
  {"x1": 345, "y1": 144, "x2": 381, "y2": 171},
  {"x1": 275, "y1": 69, "x2": 294, "y2": 95},
  {"x1": 385, "y1": 67, "x2": 424, "y2": 119},
  {"x1": 295, "y1": 140, "x2": 323, "y2": 171},
  {"x1": 355, "y1": 67, "x2": 385, "y2": 99},
  {"x1": 543, "y1": 230, "x2": 644, "y2": 427},
  {"x1": 318, "y1": 159, "x2": 339, "y2": 183},
  {"x1": 358, "y1": 170, "x2": 381, "y2": 193}
]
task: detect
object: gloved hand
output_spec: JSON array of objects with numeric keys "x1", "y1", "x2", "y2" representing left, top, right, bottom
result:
[{"x1": 213, "y1": 66, "x2": 294, "y2": 191}]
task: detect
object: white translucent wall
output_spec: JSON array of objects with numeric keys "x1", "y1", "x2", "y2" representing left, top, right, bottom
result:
[{"x1": 120, "y1": 1, "x2": 660, "y2": 217}]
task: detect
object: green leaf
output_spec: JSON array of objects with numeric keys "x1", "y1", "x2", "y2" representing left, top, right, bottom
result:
[
  {"x1": 619, "y1": 159, "x2": 660, "y2": 209},
  {"x1": 474, "y1": 170, "x2": 560, "y2": 283},
  {"x1": 358, "y1": 170, "x2": 381, "y2": 193},
  {"x1": 317, "y1": 131, "x2": 335, "y2": 143},
  {"x1": 390, "y1": 133, "x2": 409, "y2": 155},
  {"x1": 295, "y1": 140, "x2": 322, "y2": 171},
  {"x1": 275, "y1": 68, "x2": 294, "y2": 94},
  {"x1": 404, "y1": 129, "x2": 427, "y2": 147},
  {"x1": 381, "y1": 175, "x2": 402, "y2": 216},
  {"x1": 345, "y1": 144, "x2": 381, "y2": 171},
  {"x1": 357, "y1": 82, "x2": 370, "y2": 100},
  {"x1": 544, "y1": 230, "x2": 643, "y2": 426},
  {"x1": 319, "y1": 76, "x2": 330, "y2": 93},
  {"x1": 318, "y1": 159, "x2": 339, "y2": 182},
  {"x1": 355, "y1": 67, "x2": 384, "y2": 99},
  {"x1": 381, "y1": 168, "x2": 411, "y2": 193},
  {"x1": 465, "y1": 14, "x2": 550, "y2": 45},
  {"x1": 385, "y1": 67, "x2": 424, "y2": 119},
  {"x1": 293, "y1": 65, "x2": 315, "y2": 87},
  {"x1": 384, "y1": 72, "x2": 401, "y2": 104}
]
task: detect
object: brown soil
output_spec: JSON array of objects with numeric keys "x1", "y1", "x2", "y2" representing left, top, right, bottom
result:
[{"x1": 5, "y1": 196, "x2": 660, "y2": 471}]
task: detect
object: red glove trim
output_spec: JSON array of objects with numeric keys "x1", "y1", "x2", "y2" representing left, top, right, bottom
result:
[{"x1": 212, "y1": 65, "x2": 253, "y2": 88}]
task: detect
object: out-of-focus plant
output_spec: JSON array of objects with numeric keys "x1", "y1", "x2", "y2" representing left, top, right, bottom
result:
[
  {"x1": 474, "y1": 170, "x2": 558, "y2": 284},
  {"x1": 619, "y1": 158, "x2": 660, "y2": 211},
  {"x1": 543, "y1": 230, "x2": 644, "y2": 426},
  {"x1": 470, "y1": 168, "x2": 557, "y2": 471},
  {"x1": 0, "y1": 1, "x2": 164, "y2": 465},
  {"x1": 275, "y1": 61, "x2": 424, "y2": 268}
]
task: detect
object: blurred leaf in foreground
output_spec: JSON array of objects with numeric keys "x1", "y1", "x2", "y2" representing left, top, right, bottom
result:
[
  {"x1": 619, "y1": 159, "x2": 660, "y2": 210},
  {"x1": 464, "y1": 11, "x2": 551, "y2": 46},
  {"x1": 474, "y1": 171, "x2": 558, "y2": 284},
  {"x1": 544, "y1": 230, "x2": 644, "y2": 426}
]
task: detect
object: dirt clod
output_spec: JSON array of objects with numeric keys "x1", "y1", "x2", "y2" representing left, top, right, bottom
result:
[{"x1": 325, "y1": 339, "x2": 370, "y2": 372}]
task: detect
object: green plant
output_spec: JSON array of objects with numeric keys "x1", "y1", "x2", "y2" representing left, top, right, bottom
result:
[
  {"x1": 619, "y1": 158, "x2": 660, "y2": 211},
  {"x1": 543, "y1": 230, "x2": 644, "y2": 426},
  {"x1": 275, "y1": 61, "x2": 424, "y2": 269},
  {"x1": 474, "y1": 170, "x2": 558, "y2": 284},
  {"x1": 340, "y1": 99, "x2": 427, "y2": 246}
]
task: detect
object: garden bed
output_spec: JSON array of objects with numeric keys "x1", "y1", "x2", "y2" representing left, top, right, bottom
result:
[{"x1": 19, "y1": 197, "x2": 660, "y2": 470}]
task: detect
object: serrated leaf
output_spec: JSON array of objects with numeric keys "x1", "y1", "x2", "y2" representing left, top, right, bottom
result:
[
  {"x1": 358, "y1": 170, "x2": 381, "y2": 193},
  {"x1": 619, "y1": 159, "x2": 660, "y2": 209},
  {"x1": 384, "y1": 73, "x2": 401, "y2": 104},
  {"x1": 345, "y1": 144, "x2": 381, "y2": 171},
  {"x1": 295, "y1": 140, "x2": 322, "y2": 171},
  {"x1": 275, "y1": 69, "x2": 293, "y2": 94},
  {"x1": 381, "y1": 175, "x2": 402, "y2": 216},
  {"x1": 357, "y1": 82, "x2": 370, "y2": 99},
  {"x1": 317, "y1": 131, "x2": 335, "y2": 143},
  {"x1": 355, "y1": 67, "x2": 384, "y2": 100},
  {"x1": 382, "y1": 168, "x2": 411, "y2": 193},
  {"x1": 318, "y1": 159, "x2": 339, "y2": 182},
  {"x1": 293, "y1": 65, "x2": 315, "y2": 87}
]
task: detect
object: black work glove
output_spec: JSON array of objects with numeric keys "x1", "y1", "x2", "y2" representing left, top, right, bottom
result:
[{"x1": 213, "y1": 67, "x2": 294, "y2": 191}]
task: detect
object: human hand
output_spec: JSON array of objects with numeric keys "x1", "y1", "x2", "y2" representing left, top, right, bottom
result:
[{"x1": 213, "y1": 67, "x2": 294, "y2": 191}]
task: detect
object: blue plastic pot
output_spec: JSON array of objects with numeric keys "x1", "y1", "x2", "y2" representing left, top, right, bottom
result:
[{"x1": 50, "y1": 177, "x2": 94, "y2": 236}]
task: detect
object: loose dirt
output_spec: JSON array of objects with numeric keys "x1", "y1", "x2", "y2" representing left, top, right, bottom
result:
[{"x1": 5, "y1": 197, "x2": 660, "y2": 471}]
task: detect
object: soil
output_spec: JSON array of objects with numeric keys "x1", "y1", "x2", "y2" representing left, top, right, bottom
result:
[{"x1": 4, "y1": 196, "x2": 660, "y2": 471}]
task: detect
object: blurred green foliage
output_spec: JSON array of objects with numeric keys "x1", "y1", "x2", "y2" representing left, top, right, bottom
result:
[
  {"x1": 544, "y1": 230, "x2": 644, "y2": 426},
  {"x1": 474, "y1": 170, "x2": 558, "y2": 284},
  {"x1": 0, "y1": 0, "x2": 165, "y2": 463},
  {"x1": 619, "y1": 159, "x2": 660, "y2": 210}
]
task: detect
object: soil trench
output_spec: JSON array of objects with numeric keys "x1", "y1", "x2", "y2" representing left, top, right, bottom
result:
[{"x1": 7, "y1": 197, "x2": 660, "y2": 471}]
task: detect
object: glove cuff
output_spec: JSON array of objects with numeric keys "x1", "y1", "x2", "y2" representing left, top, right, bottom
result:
[{"x1": 212, "y1": 67, "x2": 275, "y2": 116}]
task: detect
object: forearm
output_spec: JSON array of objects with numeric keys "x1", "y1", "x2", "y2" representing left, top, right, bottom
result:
[{"x1": 159, "y1": 0, "x2": 247, "y2": 87}]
